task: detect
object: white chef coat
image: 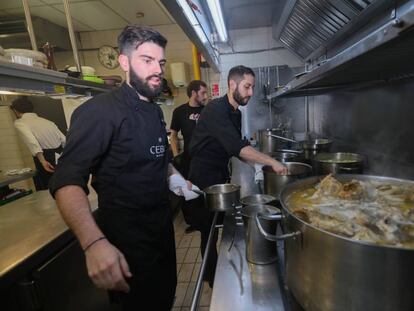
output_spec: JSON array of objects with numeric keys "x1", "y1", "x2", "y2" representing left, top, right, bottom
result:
[{"x1": 14, "y1": 113, "x2": 66, "y2": 156}]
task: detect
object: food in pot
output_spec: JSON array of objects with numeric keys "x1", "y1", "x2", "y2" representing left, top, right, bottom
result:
[{"x1": 286, "y1": 174, "x2": 414, "y2": 248}]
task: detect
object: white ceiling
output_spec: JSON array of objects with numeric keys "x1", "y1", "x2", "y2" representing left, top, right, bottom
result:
[{"x1": 0, "y1": 0, "x2": 175, "y2": 32}]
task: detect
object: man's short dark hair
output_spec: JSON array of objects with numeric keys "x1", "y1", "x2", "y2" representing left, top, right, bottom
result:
[
  {"x1": 227, "y1": 65, "x2": 255, "y2": 86},
  {"x1": 11, "y1": 97, "x2": 34, "y2": 113},
  {"x1": 186, "y1": 80, "x2": 207, "y2": 98},
  {"x1": 117, "y1": 25, "x2": 167, "y2": 56}
]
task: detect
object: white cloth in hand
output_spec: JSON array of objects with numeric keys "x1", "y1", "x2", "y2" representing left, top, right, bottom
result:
[
  {"x1": 254, "y1": 163, "x2": 264, "y2": 184},
  {"x1": 168, "y1": 173, "x2": 200, "y2": 201}
]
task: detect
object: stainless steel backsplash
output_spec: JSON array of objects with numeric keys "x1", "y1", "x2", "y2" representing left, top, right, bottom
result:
[{"x1": 308, "y1": 81, "x2": 414, "y2": 179}]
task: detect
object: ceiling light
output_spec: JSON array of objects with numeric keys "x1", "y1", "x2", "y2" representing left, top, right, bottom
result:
[
  {"x1": 135, "y1": 12, "x2": 145, "y2": 18},
  {"x1": 177, "y1": 0, "x2": 208, "y2": 44},
  {"x1": 206, "y1": 0, "x2": 228, "y2": 42}
]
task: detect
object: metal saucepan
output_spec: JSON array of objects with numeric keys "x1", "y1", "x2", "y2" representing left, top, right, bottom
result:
[
  {"x1": 256, "y1": 174, "x2": 414, "y2": 311},
  {"x1": 312, "y1": 152, "x2": 364, "y2": 175},
  {"x1": 258, "y1": 128, "x2": 290, "y2": 152},
  {"x1": 300, "y1": 138, "x2": 332, "y2": 160},
  {"x1": 193, "y1": 183, "x2": 241, "y2": 212},
  {"x1": 263, "y1": 162, "x2": 313, "y2": 199}
]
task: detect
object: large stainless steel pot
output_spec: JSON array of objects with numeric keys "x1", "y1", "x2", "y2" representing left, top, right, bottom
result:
[
  {"x1": 313, "y1": 152, "x2": 364, "y2": 175},
  {"x1": 301, "y1": 138, "x2": 332, "y2": 161},
  {"x1": 195, "y1": 183, "x2": 240, "y2": 212},
  {"x1": 241, "y1": 204, "x2": 280, "y2": 264},
  {"x1": 263, "y1": 162, "x2": 312, "y2": 199},
  {"x1": 256, "y1": 175, "x2": 414, "y2": 311},
  {"x1": 258, "y1": 129, "x2": 290, "y2": 153}
]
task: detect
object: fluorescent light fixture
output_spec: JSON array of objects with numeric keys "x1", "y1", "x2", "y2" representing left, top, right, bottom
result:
[
  {"x1": 177, "y1": 0, "x2": 208, "y2": 44},
  {"x1": 206, "y1": 0, "x2": 228, "y2": 42}
]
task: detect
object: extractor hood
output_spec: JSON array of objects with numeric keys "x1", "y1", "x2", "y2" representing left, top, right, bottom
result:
[
  {"x1": 0, "y1": 17, "x2": 71, "y2": 51},
  {"x1": 274, "y1": 0, "x2": 381, "y2": 61}
]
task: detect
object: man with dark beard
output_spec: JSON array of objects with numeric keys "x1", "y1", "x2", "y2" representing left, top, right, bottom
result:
[
  {"x1": 187, "y1": 65, "x2": 287, "y2": 287},
  {"x1": 49, "y1": 26, "x2": 190, "y2": 310}
]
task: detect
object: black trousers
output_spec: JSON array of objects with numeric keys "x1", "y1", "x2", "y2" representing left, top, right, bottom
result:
[
  {"x1": 33, "y1": 146, "x2": 62, "y2": 191},
  {"x1": 97, "y1": 206, "x2": 177, "y2": 311},
  {"x1": 187, "y1": 161, "x2": 229, "y2": 285}
]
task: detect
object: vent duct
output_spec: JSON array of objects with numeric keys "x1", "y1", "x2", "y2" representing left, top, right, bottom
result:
[{"x1": 278, "y1": 0, "x2": 376, "y2": 59}]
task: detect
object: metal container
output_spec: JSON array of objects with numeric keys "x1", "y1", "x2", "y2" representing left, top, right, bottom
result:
[
  {"x1": 265, "y1": 151, "x2": 303, "y2": 163},
  {"x1": 258, "y1": 129, "x2": 289, "y2": 153},
  {"x1": 240, "y1": 194, "x2": 277, "y2": 206},
  {"x1": 241, "y1": 204, "x2": 280, "y2": 264},
  {"x1": 301, "y1": 138, "x2": 332, "y2": 160},
  {"x1": 256, "y1": 175, "x2": 414, "y2": 311},
  {"x1": 201, "y1": 183, "x2": 240, "y2": 212},
  {"x1": 313, "y1": 152, "x2": 364, "y2": 175},
  {"x1": 263, "y1": 162, "x2": 312, "y2": 199}
]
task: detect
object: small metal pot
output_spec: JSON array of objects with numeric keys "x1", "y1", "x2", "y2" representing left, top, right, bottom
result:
[
  {"x1": 241, "y1": 204, "x2": 281, "y2": 264},
  {"x1": 258, "y1": 129, "x2": 290, "y2": 153},
  {"x1": 240, "y1": 194, "x2": 277, "y2": 206},
  {"x1": 263, "y1": 162, "x2": 313, "y2": 199},
  {"x1": 312, "y1": 152, "x2": 365, "y2": 175},
  {"x1": 301, "y1": 139, "x2": 332, "y2": 160},
  {"x1": 195, "y1": 183, "x2": 241, "y2": 212}
]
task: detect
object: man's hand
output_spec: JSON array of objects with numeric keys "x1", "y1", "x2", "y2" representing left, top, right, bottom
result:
[
  {"x1": 271, "y1": 161, "x2": 288, "y2": 175},
  {"x1": 41, "y1": 160, "x2": 55, "y2": 173},
  {"x1": 85, "y1": 239, "x2": 132, "y2": 293}
]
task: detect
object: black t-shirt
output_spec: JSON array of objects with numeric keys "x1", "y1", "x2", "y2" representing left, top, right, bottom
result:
[
  {"x1": 170, "y1": 103, "x2": 203, "y2": 155},
  {"x1": 189, "y1": 94, "x2": 249, "y2": 171}
]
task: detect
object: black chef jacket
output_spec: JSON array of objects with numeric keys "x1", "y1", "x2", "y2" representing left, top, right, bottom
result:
[
  {"x1": 189, "y1": 94, "x2": 249, "y2": 186},
  {"x1": 49, "y1": 83, "x2": 176, "y2": 309}
]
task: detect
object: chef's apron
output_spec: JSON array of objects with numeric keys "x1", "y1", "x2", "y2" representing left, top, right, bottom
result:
[
  {"x1": 95, "y1": 102, "x2": 176, "y2": 311},
  {"x1": 33, "y1": 145, "x2": 63, "y2": 191}
]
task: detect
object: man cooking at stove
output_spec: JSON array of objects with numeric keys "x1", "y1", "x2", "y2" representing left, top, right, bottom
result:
[
  {"x1": 49, "y1": 26, "x2": 193, "y2": 310},
  {"x1": 187, "y1": 65, "x2": 287, "y2": 287}
]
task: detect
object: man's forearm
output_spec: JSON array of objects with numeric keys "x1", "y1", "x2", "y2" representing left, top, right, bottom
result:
[
  {"x1": 55, "y1": 185, "x2": 104, "y2": 249},
  {"x1": 170, "y1": 134, "x2": 180, "y2": 157},
  {"x1": 168, "y1": 163, "x2": 180, "y2": 177},
  {"x1": 239, "y1": 145, "x2": 278, "y2": 166},
  {"x1": 35, "y1": 152, "x2": 46, "y2": 163}
]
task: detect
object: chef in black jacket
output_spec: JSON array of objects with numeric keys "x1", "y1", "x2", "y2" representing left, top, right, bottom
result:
[
  {"x1": 188, "y1": 65, "x2": 287, "y2": 286},
  {"x1": 49, "y1": 26, "x2": 188, "y2": 311}
]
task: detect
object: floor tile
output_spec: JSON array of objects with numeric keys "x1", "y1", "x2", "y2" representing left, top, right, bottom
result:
[
  {"x1": 184, "y1": 247, "x2": 199, "y2": 263},
  {"x1": 176, "y1": 248, "x2": 188, "y2": 264},
  {"x1": 177, "y1": 263, "x2": 182, "y2": 274},
  {"x1": 191, "y1": 263, "x2": 201, "y2": 282},
  {"x1": 173, "y1": 283, "x2": 188, "y2": 308},
  {"x1": 190, "y1": 235, "x2": 201, "y2": 247},
  {"x1": 178, "y1": 263, "x2": 195, "y2": 282},
  {"x1": 178, "y1": 235, "x2": 192, "y2": 248},
  {"x1": 182, "y1": 282, "x2": 196, "y2": 307}
]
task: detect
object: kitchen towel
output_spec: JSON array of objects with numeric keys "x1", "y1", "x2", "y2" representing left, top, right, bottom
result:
[{"x1": 168, "y1": 173, "x2": 200, "y2": 201}]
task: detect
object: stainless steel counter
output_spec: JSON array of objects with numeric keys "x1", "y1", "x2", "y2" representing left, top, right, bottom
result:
[
  {"x1": 0, "y1": 189, "x2": 97, "y2": 284},
  {"x1": 0, "y1": 171, "x2": 35, "y2": 188},
  {"x1": 210, "y1": 213, "x2": 286, "y2": 311}
]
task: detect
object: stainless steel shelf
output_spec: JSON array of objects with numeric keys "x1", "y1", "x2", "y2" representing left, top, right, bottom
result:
[
  {"x1": 0, "y1": 60, "x2": 113, "y2": 96},
  {"x1": 272, "y1": 1, "x2": 414, "y2": 98}
]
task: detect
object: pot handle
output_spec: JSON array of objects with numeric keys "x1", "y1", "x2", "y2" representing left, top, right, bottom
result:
[{"x1": 255, "y1": 212, "x2": 301, "y2": 241}]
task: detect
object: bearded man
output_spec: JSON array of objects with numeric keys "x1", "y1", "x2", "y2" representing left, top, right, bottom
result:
[
  {"x1": 49, "y1": 26, "x2": 188, "y2": 310},
  {"x1": 187, "y1": 65, "x2": 287, "y2": 287}
]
